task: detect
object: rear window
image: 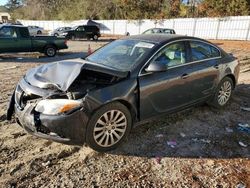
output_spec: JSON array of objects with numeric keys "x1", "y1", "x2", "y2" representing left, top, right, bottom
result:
[{"x1": 190, "y1": 41, "x2": 220, "y2": 61}]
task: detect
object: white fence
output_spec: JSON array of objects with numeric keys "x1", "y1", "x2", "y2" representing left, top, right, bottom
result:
[{"x1": 19, "y1": 16, "x2": 250, "y2": 40}]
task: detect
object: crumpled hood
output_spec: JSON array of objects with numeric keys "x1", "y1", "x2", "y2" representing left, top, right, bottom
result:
[{"x1": 25, "y1": 58, "x2": 128, "y2": 92}]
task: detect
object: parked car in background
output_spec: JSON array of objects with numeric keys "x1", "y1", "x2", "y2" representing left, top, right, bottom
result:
[
  {"x1": 49, "y1": 27, "x2": 72, "y2": 36},
  {"x1": 7, "y1": 34, "x2": 239, "y2": 152},
  {"x1": 0, "y1": 25, "x2": 68, "y2": 57},
  {"x1": 142, "y1": 28, "x2": 176, "y2": 34},
  {"x1": 63, "y1": 25, "x2": 101, "y2": 40},
  {"x1": 28, "y1": 25, "x2": 44, "y2": 35}
]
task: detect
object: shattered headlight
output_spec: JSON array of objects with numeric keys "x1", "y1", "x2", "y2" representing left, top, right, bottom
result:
[{"x1": 35, "y1": 99, "x2": 82, "y2": 115}]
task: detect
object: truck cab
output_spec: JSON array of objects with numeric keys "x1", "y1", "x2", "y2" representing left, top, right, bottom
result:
[{"x1": 0, "y1": 25, "x2": 68, "y2": 57}]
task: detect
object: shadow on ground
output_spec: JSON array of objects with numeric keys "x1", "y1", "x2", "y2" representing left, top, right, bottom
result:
[{"x1": 109, "y1": 83, "x2": 250, "y2": 159}]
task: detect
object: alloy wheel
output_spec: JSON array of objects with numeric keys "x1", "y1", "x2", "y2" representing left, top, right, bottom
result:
[
  {"x1": 218, "y1": 80, "x2": 232, "y2": 106},
  {"x1": 93, "y1": 110, "x2": 127, "y2": 147}
]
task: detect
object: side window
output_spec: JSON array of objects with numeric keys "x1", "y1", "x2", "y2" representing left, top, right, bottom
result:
[
  {"x1": 163, "y1": 29, "x2": 171, "y2": 34},
  {"x1": 150, "y1": 42, "x2": 186, "y2": 68},
  {"x1": 190, "y1": 41, "x2": 220, "y2": 61},
  {"x1": 211, "y1": 46, "x2": 220, "y2": 57},
  {"x1": 144, "y1": 29, "x2": 153, "y2": 34},
  {"x1": 19, "y1": 28, "x2": 30, "y2": 38},
  {"x1": 0, "y1": 27, "x2": 17, "y2": 38},
  {"x1": 76, "y1": 27, "x2": 84, "y2": 31}
]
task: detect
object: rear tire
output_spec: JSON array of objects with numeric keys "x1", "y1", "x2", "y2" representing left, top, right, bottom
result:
[
  {"x1": 44, "y1": 45, "x2": 57, "y2": 57},
  {"x1": 37, "y1": 30, "x2": 42, "y2": 35},
  {"x1": 209, "y1": 77, "x2": 233, "y2": 108},
  {"x1": 92, "y1": 34, "x2": 98, "y2": 41},
  {"x1": 86, "y1": 102, "x2": 132, "y2": 152}
]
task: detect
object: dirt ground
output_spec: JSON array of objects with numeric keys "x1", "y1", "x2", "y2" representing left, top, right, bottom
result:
[{"x1": 0, "y1": 39, "x2": 249, "y2": 188}]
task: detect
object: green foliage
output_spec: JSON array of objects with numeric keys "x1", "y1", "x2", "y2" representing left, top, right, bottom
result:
[{"x1": 199, "y1": 0, "x2": 250, "y2": 17}]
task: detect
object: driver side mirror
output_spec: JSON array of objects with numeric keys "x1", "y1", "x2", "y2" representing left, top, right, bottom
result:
[{"x1": 145, "y1": 61, "x2": 167, "y2": 72}]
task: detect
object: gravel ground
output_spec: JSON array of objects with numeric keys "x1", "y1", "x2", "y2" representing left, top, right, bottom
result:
[{"x1": 0, "y1": 39, "x2": 249, "y2": 188}]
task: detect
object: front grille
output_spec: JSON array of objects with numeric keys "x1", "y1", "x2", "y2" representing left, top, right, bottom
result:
[{"x1": 15, "y1": 85, "x2": 25, "y2": 109}]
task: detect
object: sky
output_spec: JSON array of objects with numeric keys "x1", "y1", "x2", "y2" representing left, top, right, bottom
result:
[{"x1": 0, "y1": 0, "x2": 8, "y2": 6}]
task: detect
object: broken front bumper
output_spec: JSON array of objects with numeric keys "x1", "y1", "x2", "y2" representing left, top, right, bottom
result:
[{"x1": 13, "y1": 100, "x2": 89, "y2": 146}]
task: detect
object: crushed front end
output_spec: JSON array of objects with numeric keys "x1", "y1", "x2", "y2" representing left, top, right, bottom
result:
[
  {"x1": 7, "y1": 59, "x2": 128, "y2": 146},
  {"x1": 7, "y1": 77, "x2": 89, "y2": 146}
]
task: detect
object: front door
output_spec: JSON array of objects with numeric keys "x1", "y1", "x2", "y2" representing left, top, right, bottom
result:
[
  {"x1": 75, "y1": 26, "x2": 85, "y2": 39},
  {"x1": 139, "y1": 41, "x2": 193, "y2": 120}
]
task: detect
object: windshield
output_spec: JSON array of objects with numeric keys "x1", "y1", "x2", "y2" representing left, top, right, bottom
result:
[{"x1": 86, "y1": 39, "x2": 155, "y2": 71}]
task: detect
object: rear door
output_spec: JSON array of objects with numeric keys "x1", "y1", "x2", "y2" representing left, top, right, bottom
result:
[{"x1": 185, "y1": 40, "x2": 221, "y2": 102}]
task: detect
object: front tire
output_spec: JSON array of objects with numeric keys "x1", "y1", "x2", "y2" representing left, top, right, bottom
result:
[
  {"x1": 37, "y1": 30, "x2": 42, "y2": 35},
  {"x1": 44, "y1": 45, "x2": 57, "y2": 57},
  {"x1": 86, "y1": 102, "x2": 132, "y2": 152},
  {"x1": 210, "y1": 77, "x2": 233, "y2": 108}
]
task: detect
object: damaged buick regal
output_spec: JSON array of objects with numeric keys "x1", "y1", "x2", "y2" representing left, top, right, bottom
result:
[{"x1": 7, "y1": 34, "x2": 239, "y2": 152}]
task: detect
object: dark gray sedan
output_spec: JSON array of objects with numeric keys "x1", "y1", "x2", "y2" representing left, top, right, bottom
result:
[{"x1": 7, "y1": 34, "x2": 239, "y2": 152}]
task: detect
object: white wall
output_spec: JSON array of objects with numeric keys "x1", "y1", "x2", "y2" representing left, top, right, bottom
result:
[{"x1": 19, "y1": 16, "x2": 250, "y2": 40}]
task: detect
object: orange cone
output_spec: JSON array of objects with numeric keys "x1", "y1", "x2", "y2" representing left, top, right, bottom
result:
[{"x1": 87, "y1": 44, "x2": 92, "y2": 55}]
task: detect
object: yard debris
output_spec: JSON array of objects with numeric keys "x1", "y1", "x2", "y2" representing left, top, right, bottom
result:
[
  {"x1": 180, "y1": 132, "x2": 186, "y2": 137},
  {"x1": 225, "y1": 127, "x2": 234, "y2": 133},
  {"x1": 238, "y1": 141, "x2": 248, "y2": 148},
  {"x1": 154, "y1": 156, "x2": 162, "y2": 164},
  {"x1": 192, "y1": 138, "x2": 211, "y2": 144},
  {"x1": 200, "y1": 139, "x2": 211, "y2": 144},
  {"x1": 42, "y1": 161, "x2": 51, "y2": 167},
  {"x1": 10, "y1": 164, "x2": 22, "y2": 176},
  {"x1": 155, "y1": 134, "x2": 164, "y2": 138},
  {"x1": 12, "y1": 132, "x2": 26, "y2": 138},
  {"x1": 238, "y1": 123, "x2": 250, "y2": 134},
  {"x1": 236, "y1": 183, "x2": 246, "y2": 188},
  {"x1": 0, "y1": 66, "x2": 19, "y2": 71},
  {"x1": 238, "y1": 123, "x2": 250, "y2": 128},
  {"x1": 240, "y1": 107, "x2": 250, "y2": 112},
  {"x1": 167, "y1": 141, "x2": 177, "y2": 148}
]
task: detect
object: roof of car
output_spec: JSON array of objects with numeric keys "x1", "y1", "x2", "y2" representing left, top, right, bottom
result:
[
  {"x1": 0, "y1": 24, "x2": 26, "y2": 28},
  {"x1": 148, "y1": 28, "x2": 174, "y2": 30},
  {"x1": 125, "y1": 34, "x2": 201, "y2": 44}
]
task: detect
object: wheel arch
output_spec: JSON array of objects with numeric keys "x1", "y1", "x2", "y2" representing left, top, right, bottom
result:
[
  {"x1": 224, "y1": 74, "x2": 236, "y2": 89},
  {"x1": 44, "y1": 43, "x2": 58, "y2": 51},
  {"x1": 115, "y1": 99, "x2": 138, "y2": 123}
]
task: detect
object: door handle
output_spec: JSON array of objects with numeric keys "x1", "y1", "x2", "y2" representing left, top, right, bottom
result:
[
  {"x1": 214, "y1": 64, "x2": 219, "y2": 69},
  {"x1": 181, "y1": 73, "x2": 189, "y2": 79}
]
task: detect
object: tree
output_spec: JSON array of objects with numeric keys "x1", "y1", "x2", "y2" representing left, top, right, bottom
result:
[
  {"x1": 5, "y1": 0, "x2": 22, "y2": 11},
  {"x1": 198, "y1": 0, "x2": 249, "y2": 17}
]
